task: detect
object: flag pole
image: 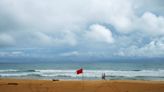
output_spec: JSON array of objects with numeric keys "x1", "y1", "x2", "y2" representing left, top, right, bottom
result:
[
  {"x1": 82, "y1": 68, "x2": 84, "y2": 92},
  {"x1": 76, "y1": 67, "x2": 84, "y2": 91}
]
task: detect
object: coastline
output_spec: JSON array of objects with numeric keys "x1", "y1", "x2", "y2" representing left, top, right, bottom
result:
[{"x1": 0, "y1": 78, "x2": 164, "y2": 92}]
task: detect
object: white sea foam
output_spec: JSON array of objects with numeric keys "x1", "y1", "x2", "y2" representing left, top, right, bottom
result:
[
  {"x1": 0, "y1": 69, "x2": 164, "y2": 79},
  {"x1": 0, "y1": 69, "x2": 19, "y2": 72}
]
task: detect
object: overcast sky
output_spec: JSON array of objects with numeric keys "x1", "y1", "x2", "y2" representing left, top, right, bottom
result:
[{"x1": 0, "y1": 0, "x2": 164, "y2": 59}]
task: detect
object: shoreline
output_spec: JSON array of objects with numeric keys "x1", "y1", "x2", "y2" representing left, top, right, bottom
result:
[{"x1": 0, "y1": 78, "x2": 164, "y2": 92}]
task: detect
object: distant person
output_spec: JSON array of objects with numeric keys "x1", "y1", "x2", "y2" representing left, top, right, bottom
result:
[{"x1": 102, "y1": 73, "x2": 106, "y2": 80}]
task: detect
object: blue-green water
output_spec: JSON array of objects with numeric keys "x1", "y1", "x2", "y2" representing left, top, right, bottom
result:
[{"x1": 0, "y1": 60, "x2": 164, "y2": 80}]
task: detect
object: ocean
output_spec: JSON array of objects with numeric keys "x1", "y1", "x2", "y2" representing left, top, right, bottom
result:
[{"x1": 0, "y1": 60, "x2": 164, "y2": 80}]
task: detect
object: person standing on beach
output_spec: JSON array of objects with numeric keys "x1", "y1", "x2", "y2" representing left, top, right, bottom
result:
[{"x1": 102, "y1": 73, "x2": 106, "y2": 80}]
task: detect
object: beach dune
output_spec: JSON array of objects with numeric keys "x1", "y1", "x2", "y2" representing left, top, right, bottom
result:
[{"x1": 0, "y1": 79, "x2": 164, "y2": 92}]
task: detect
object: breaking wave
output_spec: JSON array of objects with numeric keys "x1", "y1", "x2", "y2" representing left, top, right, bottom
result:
[{"x1": 0, "y1": 69, "x2": 164, "y2": 80}]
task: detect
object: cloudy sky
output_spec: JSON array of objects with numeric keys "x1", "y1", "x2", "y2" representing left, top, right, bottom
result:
[{"x1": 0, "y1": 0, "x2": 164, "y2": 59}]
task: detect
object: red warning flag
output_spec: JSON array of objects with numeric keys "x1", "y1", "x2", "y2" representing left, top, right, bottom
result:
[{"x1": 76, "y1": 68, "x2": 83, "y2": 74}]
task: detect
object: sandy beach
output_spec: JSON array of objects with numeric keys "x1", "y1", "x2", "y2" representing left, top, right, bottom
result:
[{"x1": 0, "y1": 79, "x2": 164, "y2": 92}]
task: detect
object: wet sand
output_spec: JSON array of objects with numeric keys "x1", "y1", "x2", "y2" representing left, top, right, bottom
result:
[{"x1": 0, "y1": 79, "x2": 164, "y2": 92}]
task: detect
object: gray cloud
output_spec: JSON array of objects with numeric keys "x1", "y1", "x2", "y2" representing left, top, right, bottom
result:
[
  {"x1": 115, "y1": 37, "x2": 164, "y2": 57},
  {"x1": 0, "y1": 34, "x2": 15, "y2": 47},
  {"x1": 0, "y1": 0, "x2": 164, "y2": 57}
]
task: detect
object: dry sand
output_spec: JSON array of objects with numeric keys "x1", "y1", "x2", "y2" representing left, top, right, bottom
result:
[{"x1": 0, "y1": 78, "x2": 164, "y2": 92}]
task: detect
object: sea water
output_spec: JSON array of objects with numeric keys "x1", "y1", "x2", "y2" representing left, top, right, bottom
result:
[{"x1": 0, "y1": 60, "x2": 164, "y2": 80}]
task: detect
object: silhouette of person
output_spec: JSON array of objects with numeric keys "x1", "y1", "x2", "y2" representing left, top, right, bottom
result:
[{"x1": 102, "y1": 73, "x2": 106, "y2": 80}]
